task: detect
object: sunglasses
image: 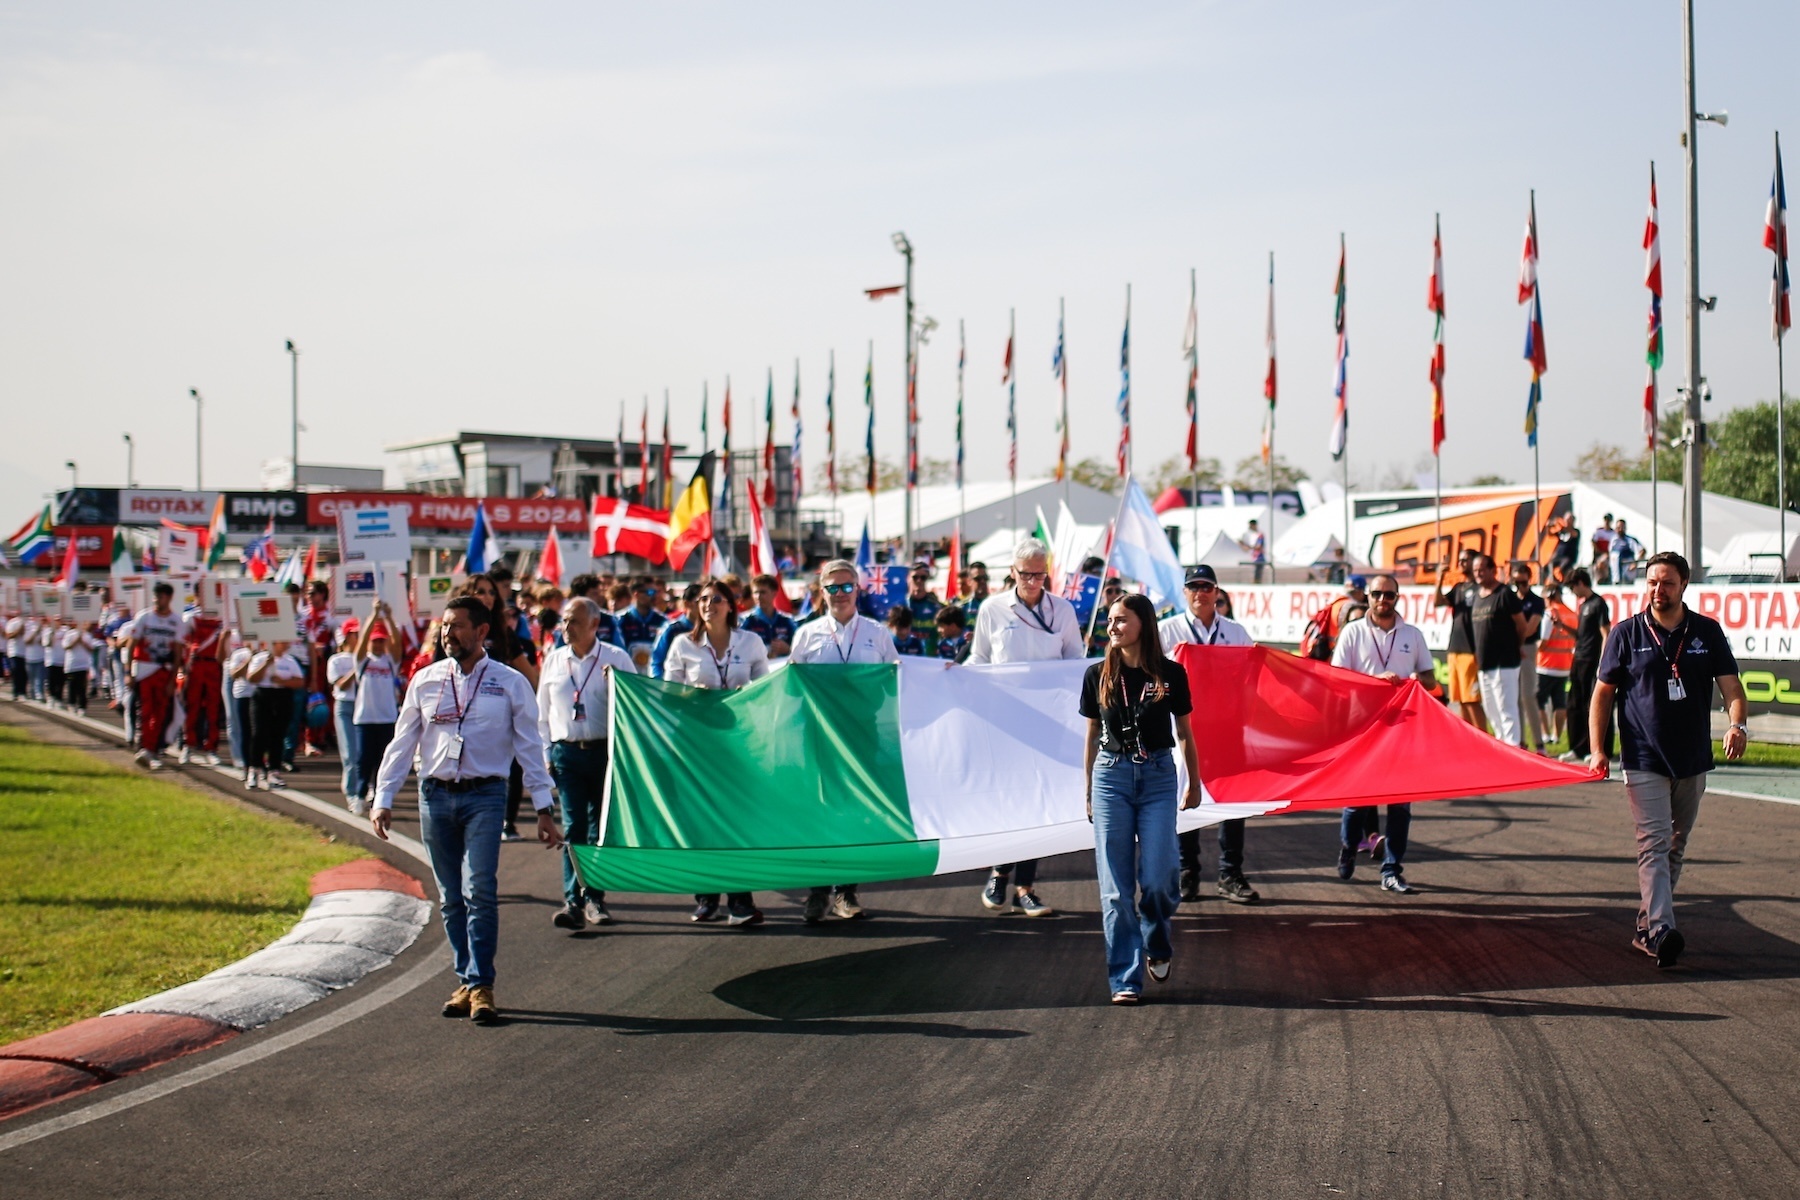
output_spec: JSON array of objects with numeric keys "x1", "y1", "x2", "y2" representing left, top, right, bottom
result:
[
  {"x1": 823, "y1": 582, "x2": 857, "y2": 596},
  {"x1": 1369, "y1": 589, "x2": 1399, "y2": 599},
  {"x1": 1185, "y1": 581, "x2": 1216, "y2": 593},
  {"x1": 1016, "y1": 571, "x2": 1049, "y2": 582}
]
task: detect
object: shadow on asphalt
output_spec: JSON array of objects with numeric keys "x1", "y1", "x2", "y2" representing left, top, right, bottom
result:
[{"x1": 495, "y1": 1009, "x2": 1029, "y2": 1039}]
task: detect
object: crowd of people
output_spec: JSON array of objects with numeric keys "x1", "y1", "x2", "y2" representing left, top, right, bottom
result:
[{"x1": 2, "y1": 524, "x2": 1748, "y2": 1013}]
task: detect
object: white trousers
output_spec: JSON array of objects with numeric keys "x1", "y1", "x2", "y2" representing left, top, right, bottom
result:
[{"x1": 1478, "y1": 667, "x2": 1523, "y2": 746}]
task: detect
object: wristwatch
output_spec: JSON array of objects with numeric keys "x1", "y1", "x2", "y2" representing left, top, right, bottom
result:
[{"x1": 1728, "y1": 722, "x2": 1749, "y2": 734}]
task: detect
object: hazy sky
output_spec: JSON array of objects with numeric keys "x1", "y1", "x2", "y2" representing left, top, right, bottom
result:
[{"x1": 2, "y1": 1, "x2": 1796, "y2": 524}]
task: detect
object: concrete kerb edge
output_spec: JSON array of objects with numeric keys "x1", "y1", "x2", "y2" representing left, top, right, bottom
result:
[{"x1": 0, "y1": 699, "x2": 441, "y2": 1125}]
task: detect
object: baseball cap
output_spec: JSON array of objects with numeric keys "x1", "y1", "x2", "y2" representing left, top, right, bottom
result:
[
  {"x1": 1184, "y1": 564, "x2": 1218, "y2": 586},
  {"x1": 1347, "y1": 574, "x2": 1367, "y2": 590}
]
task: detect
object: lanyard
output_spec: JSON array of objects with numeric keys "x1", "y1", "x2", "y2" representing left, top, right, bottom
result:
[
  {"x1": 1642, "y1": 612, "x2": 1689, "y2": 680},
  {"x1": 1187, "y1": 617, "x2": 1222, "y2": 645},
  {"x1": 704, "y1": 635, "x2": 732, "y2": 685},
  {"x1": 570, "y1": 647, "x2": 603, "y2": 711},
  {"x1": 829, "y1": 617, "x2": 860, "y2": 663},
  {"x1": 1368, "y1": 624, "x2": 1398, "y2": 672},
  {"x1": 1019, "y1": 595, "x2": 1056, "y2": 636},
  {"x1": 440, "y1": 661, "x2": 489, "y2": 732}
]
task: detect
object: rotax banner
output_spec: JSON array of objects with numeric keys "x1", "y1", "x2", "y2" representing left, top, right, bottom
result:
[{"x1": 1229, "y1": 583, "x2": 1800, "y2": 716}]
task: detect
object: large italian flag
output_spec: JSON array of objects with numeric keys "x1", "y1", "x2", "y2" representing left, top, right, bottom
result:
[{"x1": 570, "y1": 647, "x2": 1595, "y2": 895}]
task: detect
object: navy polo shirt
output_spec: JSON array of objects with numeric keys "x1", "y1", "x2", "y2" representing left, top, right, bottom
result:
[
  {"x1": 741, "y1": 608, "x2": 797, "y2": 650},
  {"x1": 1598, "y1": 609, "x2": 1738, "y2": 779}
]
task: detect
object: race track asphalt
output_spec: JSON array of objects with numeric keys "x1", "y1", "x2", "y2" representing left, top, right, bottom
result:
[{"x1": 4, "y1": 710, "x2": 1800, "y2": 1199}]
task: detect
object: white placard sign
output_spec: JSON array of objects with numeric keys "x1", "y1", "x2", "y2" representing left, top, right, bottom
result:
[
  {"x1": 335, "y1": 505, "x2": 412, "y2": 564},
  {"x1": 158, "y1": 526, "x2": 202, "y2": 573},
  {"x1": 234, "y1": 585, "x2": 294, "y2": 642},
  {"x1": 0, "y1": 578, "x2": 17, "y2": 614},
  {"x1": 411, "y1": 573, "x2": 465, "y2": 619},
  {"x1": 63, "y1": 590, "x2": 104, "y2": 624}
]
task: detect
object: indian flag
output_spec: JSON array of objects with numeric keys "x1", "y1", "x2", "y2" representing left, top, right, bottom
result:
[{"x1": 572, "y1": 651, "x2": 1593, "y2": 895}]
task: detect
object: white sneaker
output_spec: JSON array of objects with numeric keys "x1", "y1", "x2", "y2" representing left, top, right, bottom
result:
[
  {"x1": 244, "y1": 771, "x2": 258, "y2": 790},
  {"x1": 177, "y1": 746, "x2": 190, "y2": 766},
  {"x1": 145, "y1": 756, "x2": 165, "y2": 771},
  {"x1": 134, "y1": 749, "x2": 151, "y2": 766},
  {"x1": 265, "y1": 772, "x2": 286, "y2": 789},
  {"x1": 348, "y1": 794, "x2": 368, "y2": 816},
  {"x1": 203, "y1": 753, "x2": 221, "y2": 767}
]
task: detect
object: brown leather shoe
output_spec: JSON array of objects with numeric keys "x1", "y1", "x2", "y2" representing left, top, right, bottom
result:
[
  {"x1": 442, "y1": 985, "x2": 472, "y2": 1018},
  {"x1": 468, "y1": 986, "x2": 498, "y2": 1025}
]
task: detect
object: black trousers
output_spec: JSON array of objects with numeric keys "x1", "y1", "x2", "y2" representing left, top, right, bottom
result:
[
  {"x1": 1566, "y1": 658, "x2": 1613, "y2": 758},
  {"x1": 251, "y1": 688, "x2": 294, "y2": 772},
  {"x1": 8, "y1": 657, "x2": 25, "y2": 698},
  {"x1": 66, "y1": 670, "x2": 89, "y2": 713},
  {"x1": 1180, "y1": 820, "x2": 1246, "y2": 876},
  {"x1": 47, "y1": 665, "x2": 65, "y2": 704}
]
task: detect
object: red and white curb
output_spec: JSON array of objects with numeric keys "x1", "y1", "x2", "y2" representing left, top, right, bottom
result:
[{"x1": 0, "y1": 851, "x2": 431, "y2": 1123}]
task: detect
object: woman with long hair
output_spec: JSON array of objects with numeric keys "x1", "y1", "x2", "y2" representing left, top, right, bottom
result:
[
  {"x1": 664, "y1": 577, "x2": 770, "y2": 928},
  {"x1": 1079, "y1": 592, "x2": 1202, "y2": 1005}
]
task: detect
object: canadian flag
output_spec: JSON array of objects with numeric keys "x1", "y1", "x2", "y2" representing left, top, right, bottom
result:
[{"x1": 590, "y1": 497, "x2": 671, "y2": 564}]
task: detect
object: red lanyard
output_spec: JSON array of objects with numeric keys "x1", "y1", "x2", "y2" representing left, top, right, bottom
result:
[
  {"x1": 571, "y1": 649, "x2": 603, "y2": 709},
  {"x1": 1642, "y1": 613, "x2": 1688, "y2": 681},
  {"x1": 440, "y1": 662, "x2": 489, "y2": 730}
]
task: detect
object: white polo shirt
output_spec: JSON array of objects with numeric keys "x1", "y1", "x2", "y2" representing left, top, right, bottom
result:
[
  {"x1": 1158, "y1": 611, "x2": 1254, "y2": 651},
  {"x1": 664, "y1": 628, "x2": 771, "y2": 688},
  {"x1": 537, "y1": 638, "x2": 637, "y2": 745},
  {"x1": 374, "y1": 653, "x2": 554, "y2": 812},
  {"x1": 790, "y1": 613, "x2": 900, "y2": 664},
  {"x1": 1332, "y1": 617, "x2": 1436, "y2": 679},
  {"x1": 968, "y1": 588, "x2": 1086, "y2": 664}
]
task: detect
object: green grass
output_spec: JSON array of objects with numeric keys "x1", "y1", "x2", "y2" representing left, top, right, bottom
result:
[
  {"x1": 1536, "y1": 725, "x2": 1800, "y2": 768},
  {"x1": 0, "y1": 724, "x2": 364, "y2": 1044}
]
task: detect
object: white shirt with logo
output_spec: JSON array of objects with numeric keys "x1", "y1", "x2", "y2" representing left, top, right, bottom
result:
[{"x1": 353, "y1": 654, "x2": 402, "y2": 725}]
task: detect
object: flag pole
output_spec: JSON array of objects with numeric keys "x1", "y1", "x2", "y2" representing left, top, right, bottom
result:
[
  {"x1": 957, "y1": 320, "x2": 966, "y2": 580},
  {"x1": 1779, "y1": 334, "x2": 1788, "y2": 579},
  {"x1": 1009, "y1": 307, "x2": 1018, "y2": 538},
  {"x1": 1086, "y1": 479, "x2": 1131, "y2": 646},
  {"x1": 1189, "y1": 268, "x2": 1200, "y2": 568},
  {"x1": 1267, "y1": 251, "x2": 1277, "y2": 585}
]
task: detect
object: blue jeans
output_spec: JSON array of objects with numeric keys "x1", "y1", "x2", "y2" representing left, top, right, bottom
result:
[
  {"x1": 334, "y1": 699, "x2": 361, "y2": 799},
  {"x1": 548, "y1": 741, "x2": 608, "y2": 909},
  {"x1": 229, "y1": 695, "x2": 252, "y2": 767},
  {"x1": 1091, "y1": 748, "x2": 1181, "y2": 995},
  {"x1": 419, "y1": 778, "x2": 507, "y2": 989},
  {"x1": 1340, "y1": 804, "x2": 1411, "y2": 875},
  {"x1": 27, "y1": 660, "x2": 46, "y2": 700}
]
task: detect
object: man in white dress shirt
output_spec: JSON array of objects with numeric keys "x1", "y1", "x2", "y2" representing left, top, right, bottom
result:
[
  {"x1": 538, "y1": 597, "x2": 637, "y2": 932},
  {"x1": 968, "y1": 538, "x2": 1085, "y2": 917},
  {"x1": 790, "y1": 559, "x2": 898, "y2": 924},
  {"x1": 374, "y1": 595, "x2": 561, "y2": 1025},
  {"x1": 1330, "y1": 574, "x2": 1437, "y2": 893},
  {"x1": 1157, "y1": 564, "x2": 1261, "y2": 905}
]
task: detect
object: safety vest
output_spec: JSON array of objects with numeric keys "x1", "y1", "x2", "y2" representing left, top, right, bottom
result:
[{"x1": 1538, "y1": 600, "x2": 1576, "y2": 674}]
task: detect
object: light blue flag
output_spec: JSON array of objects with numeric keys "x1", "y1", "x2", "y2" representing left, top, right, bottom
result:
[{"x1": 1110, "y1": 477, "x2": 1185, "y2": 613}]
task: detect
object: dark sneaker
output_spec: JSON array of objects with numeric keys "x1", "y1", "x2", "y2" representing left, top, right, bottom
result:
[
  {"x1": 1111, "y1": 990, "x2": 1141, "y2": 1006},
  {"x1": 1015, "y1": 891, "x2": 1054, "y2": 917},
  {"x1": 981, "y1": 876, "x2": 1013, "y2": 912},
  {"x1": 802, "y1": 891, "x2": 828, "y2": 925},
  {"x1": 1336, "y1": 845, "x2": 1355, "y2": 880},
  {"x1": 468, "y1": 986, "x2": 498, "y2": 1024},
  {"x1": 1379, "y1": 873, "x2": 1416, "y2": 894},
  {"x1": 829, "y1": 890, "x2": 865, "y2": 920},
  {"x1": 1217, "y1": 873, "x2": 1260, "y2": 904},
  {"x1": 1652, "y1": 925, "x2": 1685, "y2": 969},
  {"x1": 552, "y1": 903, "x2": 585, "y2": 930},
  {"x1": 1147, "y1": 958, "x2": 1171, "y2": 983},
  {"x1": 727, "y1": 905, "x2": 764, "y2": 928},
  {"x1": 690, "y1": 898, "x2": 721, "y2": 923},
  {"x1": 442, "y1": 985, "x2": 473, "y2": 1018},
  {"x1": 500, "y1": 826, "x2": 524, "y2": 843},
  {"x1": 1178, "y1": 868, "x2": 1201, "y2": 903},
  {"x1": 584, "y1": 899, "x2": 611, "y2": 926},
  {"x1": 1631, "y1": 927, "x2": 1655, "y2": 958}
]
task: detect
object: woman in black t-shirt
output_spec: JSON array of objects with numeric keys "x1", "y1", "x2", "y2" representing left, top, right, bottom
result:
[{"x1": 1078, "y1": 592, "x2": 1202, "y2": 1005}]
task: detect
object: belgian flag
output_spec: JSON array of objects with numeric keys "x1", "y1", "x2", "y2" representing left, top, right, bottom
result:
[{"x1": 666, "y1": 452, "x2": 716, "y2": 571}]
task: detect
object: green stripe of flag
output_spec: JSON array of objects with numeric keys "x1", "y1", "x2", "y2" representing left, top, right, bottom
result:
[{"x1": 574, "y1": 664, "x2": 928, "y2": 894}]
